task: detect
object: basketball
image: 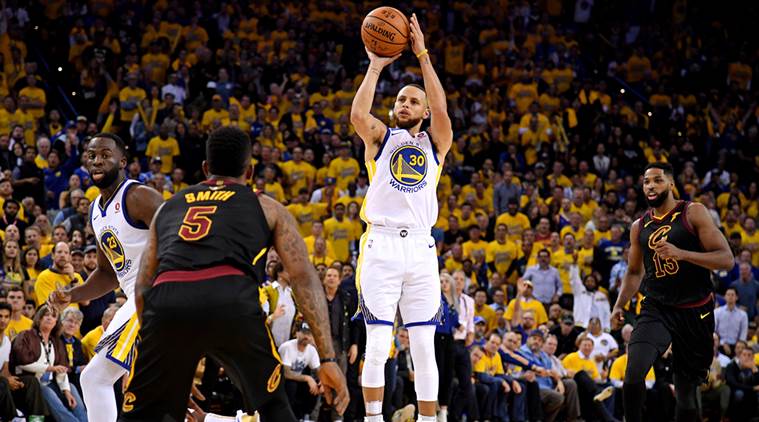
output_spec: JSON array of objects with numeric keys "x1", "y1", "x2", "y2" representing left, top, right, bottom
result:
[{"x1": 361, "y1": 6, "x2": 409, "y2": 57}]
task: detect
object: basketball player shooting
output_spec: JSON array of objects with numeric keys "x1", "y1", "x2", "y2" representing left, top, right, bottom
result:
[
  {"x1": 350, "y1": 13, "x2": 452, "y2": 422},
  {"x1": 611, "y1": 162, "x2": 733, "y2": 422}
]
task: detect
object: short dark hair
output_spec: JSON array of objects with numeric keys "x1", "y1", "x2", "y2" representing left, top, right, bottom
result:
[
  {"x1": 538, "y1": 248, "x2": 551, "y2": 257},
  {"x1": 90, "y1": 132, "x2": 128, "y2": 157},
  {"x1": 0, "y1": 302, "x2": 11, "y2": 315},
  {"x1": 206, "y1": 127, "x2": 251, "y2": 177},
  {"x1": 726, "y1": 287, "x2": 739, "y2": 297},
  {"x1": 644, "y1": 162, "x2": 674, "y2": 178}
]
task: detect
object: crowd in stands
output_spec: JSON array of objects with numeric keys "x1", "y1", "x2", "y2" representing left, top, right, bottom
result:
[{"x1": 0, "y1": 0, "x2": 755, "y2": 421}]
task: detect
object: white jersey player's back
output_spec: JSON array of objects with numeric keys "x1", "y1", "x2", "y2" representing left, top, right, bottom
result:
[
  {"x1": 361, "y1": 128, "x2": 440, "y2": 229},
  {"x1": 89, "y1": 178, "x2": 149, "y2": 298}
]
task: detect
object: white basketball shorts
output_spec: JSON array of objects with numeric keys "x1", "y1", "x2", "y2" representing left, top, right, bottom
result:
[{"x1": 355, "y1": 225, "x2": 442, "y2": 327}]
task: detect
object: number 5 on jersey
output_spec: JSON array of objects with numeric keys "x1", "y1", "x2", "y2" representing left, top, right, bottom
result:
[{"x1": 178, "y1": 206, "x2": 217, "y2": 241}]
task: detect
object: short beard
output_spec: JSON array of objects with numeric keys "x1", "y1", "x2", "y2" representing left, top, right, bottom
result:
[
  {"x1": 645, "y1": 189, "x2": 669, "y2": 208},
  {"x1": 396, "y1": 116, "x2": 422, "y2": 129},
  {"x1": 92, "y1": 168, "x2": 121, "y2": 189}
]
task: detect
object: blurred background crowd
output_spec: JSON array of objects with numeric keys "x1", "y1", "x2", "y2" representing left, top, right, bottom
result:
[{"x1": 0, "y1": 0, "x2": 756, "y2": 421}]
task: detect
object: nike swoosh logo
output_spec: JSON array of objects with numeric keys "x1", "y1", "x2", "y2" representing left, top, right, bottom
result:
[
  {"x1": 428, "y1": 243, "x2": 435, "y2": 248},
  {"x1": 700, "y1": 312, "x2": 710, "y2": 319}
]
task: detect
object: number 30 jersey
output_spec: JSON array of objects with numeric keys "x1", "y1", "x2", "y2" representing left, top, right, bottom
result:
[
  {"x1": 361, "y1": 128, "x2": 441, "y2": 229},
  {"x1": 154, "y1": 180, "x2": 271, "y2": 284},
  {"x1": 90, "y1": 179, "x2": 149, "y2": 298},
  {"x1": 638, "y1": 200, "x2": 712, "y2": 306}
]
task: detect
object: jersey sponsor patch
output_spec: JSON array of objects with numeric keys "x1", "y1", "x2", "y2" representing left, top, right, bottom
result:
[{"x1": 389, "y1": 144, "x2": 428, "y2": 192}]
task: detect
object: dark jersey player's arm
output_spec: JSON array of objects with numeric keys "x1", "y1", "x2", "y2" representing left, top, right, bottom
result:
[
  {"x1": 260, "y1": 194, "x2": 336, "y2": 360},
  {"x1": 613, "y1": 219, "x2": 644, "y2": 311},
  {"x1": 679, "y1": 202, "x2": 734, "y2": 270},
  {"x1": 70, "y1": 185, "x2": 163, "y2": 303},
  {"x1": 134, "y1": 203, "x2": 164, "y2": 323}
]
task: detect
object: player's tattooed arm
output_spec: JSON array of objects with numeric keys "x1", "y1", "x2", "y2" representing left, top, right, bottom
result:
[
  {"x1": 260, "y1": 195, "x2": 336, "y2": 359},
  {"x1": 126, "y1": 184, "x2": 165, "y2": 227},
  {"x1": 135, "y1": 204, "x2": 164, "y2": 324}
]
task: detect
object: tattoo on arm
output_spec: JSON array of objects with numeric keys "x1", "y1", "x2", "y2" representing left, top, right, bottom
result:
[{"x1": 271, "y1": 200, "x2": 335, "y2": 359}]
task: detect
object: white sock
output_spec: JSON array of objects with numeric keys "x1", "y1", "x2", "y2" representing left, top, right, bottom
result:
[
  {"x1": 80, "y1": 352, "x2": 127, "y2": 422},
  {"x1": 365, "y1": 415, "x2": 383, "y2": 422},
  {"x1": 418, "y1": 415, "x2": 436, "y2": 422}
]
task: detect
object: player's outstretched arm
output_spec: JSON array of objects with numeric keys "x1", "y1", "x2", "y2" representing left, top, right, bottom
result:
[
  {"x1": 134, "y1": 204, "x2": 164, "y2": 324},
  {"x1": 612, "y1": 219, "x2": 644, "y2": 327},
  {"x1": 409, "y1": 13, "x2": 453, "y2": 160},
  {"x1": 350, "y1": 49, "x2": 398, "y2": 159},
  {"x1": 654, "y1": 202, "x2": 734, "y2": 271},
  {"x1": 259, "y1": 194, "x2": 349, "y2": 414}
]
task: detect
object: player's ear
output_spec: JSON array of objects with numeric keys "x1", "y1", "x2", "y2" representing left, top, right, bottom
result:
[
  {"x1": 244, "y1": 163, "x2": 253, "y2": 182},
  {"x1": 423, "y1": 107, "x2": 430, "y2": 120},
  {"x1": 201, "y1": 161, "x2": 210, "y2": 178}
]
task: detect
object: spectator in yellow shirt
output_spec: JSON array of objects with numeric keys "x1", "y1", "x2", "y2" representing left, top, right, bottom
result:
[
  {"x1": 145, "y1": 124, "x2": 180, "y2": 173},
  {"x1": 561, "y1": 336, "x2": 601, "y2": 381},
  {"x1": 118, "y1": 73, "x2": 146, "y2": 123},
  {"x1": 496, "y1": 199, "x2": 531, "y2": 242},
  {"x1": 281, "y1": 147, "x2": 316, "y2": 197},
  {"x1": 463, "y1": 225, "x2": 488, "y2": 261},
  {"x1": 34, "y1": 242, "x2": 84, "y2": 307},
  {"x1": 327, "y1": 143, "x2": 359, "y2": 191},
  {"x1": 19, "y1": 75, "x2": 46, "y2": 120},
  {"x1": 487, "y1": 224, "x2": 522, "y2": 277},
  {"x1": 6, "y1": 287, "x2": 32, "y2": 339},
  {"x1": 474, "y1": 287, "x2": 498, "y2": 333},
  {"x1": 201, "y1": 95, "x2": 230, "y2": 131},
  {"x1": 323, "y1": 203, "x2": 355, "y2": 263}
]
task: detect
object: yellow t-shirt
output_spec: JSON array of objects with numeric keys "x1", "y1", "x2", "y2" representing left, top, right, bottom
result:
[
  {"x1": 281, "y1": 161, "x2": 316, "y2": 197},
  {"x1": 145, "y1": 136, "x2": 180, "y2": 173},
  {"x1": 263, "y1": 182, "x2": 286, "y2": 203},
  {"x1": 201, "y1": 109, "x2": 230, "y2": 130},
  {"x1": 118, "y1": 87, "x2": 147, "y2": 122},
  {"x1": 463, "y1": 239, "x2": 488, "y2": 261},
  {"x1": 495, "y1": 212, "x2": 532, "y2": 242},
  {"x1": 486, "y1": 240, "x2": 521, "y2": 276},
  {"x1": 323, "y1": 217, "x2": 355, "y2": 263},
  {"x1": 473, "y1": 351, "x2": 504, "y2": 376},
  {"x1": 562, "y1": 352, "x2": 600, "y2": 379},
  {"x1": 475, "y1": 304, "x2": 498, "y2": 332},
  {"x1": 6, "y1": 315, "x2": 32, "y2": 339},
  {"x1": 81, "y1": 325, "x2": 104, "y2": 360},
  {"x1": 19, "y1": 86, "x2": 46, "y2": 119},
  {"x1": 609, "y1": 354, "x2": 654, "y2": 383},
  {"x1": 327, "y1": 158, "x2": 360, "y2": 191},
  {"x1": 551, "y1": 249, "x2": 575, "y2": 293},
  {"x1": 743, "y1": 230, "x2": 759, "y2": 267},
  {"x1": 34, "y1": 269, "x2": 84, "y2": 307},
  {"x1": 504, "y1": 298, "x2": 548, "y2": 325},
  {"x1": 287, "y1": 203, "x2": 328, "y2": 237}
]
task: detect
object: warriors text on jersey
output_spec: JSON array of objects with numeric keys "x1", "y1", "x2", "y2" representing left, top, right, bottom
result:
[
  {"x1": 361, "y1": 128, "x2": 441, "y2": 229},
  {"x1": 90, "y1": 179, "x2": 148, "y2": 298},
  {"x1": 638, "y1": 200, "x2": 712, "y2": 306},
  {"x1": 154, "y1": 180, "x2": 271, "y2": 283}
]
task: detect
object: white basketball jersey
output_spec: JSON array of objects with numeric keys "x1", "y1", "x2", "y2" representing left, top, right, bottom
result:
[
  {"x1": 90, "y1": 179, "x2": 149, "y2": 298},
  {"x1": 361, "y1": 128, "x2": 441, "y2": 229}
]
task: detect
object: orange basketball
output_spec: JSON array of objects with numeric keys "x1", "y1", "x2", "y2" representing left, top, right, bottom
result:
[{"x1": 361, "y1": 7, "x2": 409, "y2": 57}]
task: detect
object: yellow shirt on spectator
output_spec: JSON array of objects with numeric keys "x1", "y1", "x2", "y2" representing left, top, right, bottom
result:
[
  {"x1": 504, "y1": 297, "x2": 547, "y2": 325},
  {"x1": 495, "y1": 212, "x2": 531, "y2": 242},
  {"x1": 7, "y1": 316, "x2": 32, "y2": 339},
  {"x1": 445, "y1": 256, "x2": 464, "y2": 273},
  {"x1": 281, "y1": 160, "x2": 316, "y2": 197},
  {"x1": 323, "y1": 217, "x2": 354, "y2": 263},
  {"x1": 287, "y1": 203, "x2": 328, "y2": 237},
  {"x1": 463, "y1": 239, "x2": 488, "y2": 261},
  {"x1": 141, "y1": 53, "x2": 170, "y2": 84},
  {"x1": 610, "y1": 354, "x2": 654, "y2": 383},
  {"x1": 475, "y1": 304, "x2": 498, "y2": 332},
  {"x1": 263, "y1": 182, "x2": 286, "y2": 203},
  {"x1": 145, "y1": 136, "x2": 180, "y2": 173},
  {"x1": 486, "y1": 239, "x2": 521, "y2": 276},
  {"x1": 474, "y1": 351, "x2": 504, "y2": 376},
  {"x1": 509, "y1": 82, "x2": 539, "y2": 114},
  {"x1": 201, "y1": 108, "x2": 230, "y2": 131},
  {"x1": 81, "y1": 326, "x2": 104, "y2": 360},
  {"x1": 551, "y1": 249, "x2": 575, "y2": 293},
  {"x1": 562, "y1": 351, "x2": 600, "y2": 379},
  {"x1": 34, "y1": 269, "x2": 84, "y2": 307},
  {"x1": 19, "y1": 85, "x2": 46, "y2": 119},
  {"x1": 119, "y1": 87, "x2": 147, "y2": 122},
  {"x1": 327, "y1": 157, "x2": 360, "y2": 191}
]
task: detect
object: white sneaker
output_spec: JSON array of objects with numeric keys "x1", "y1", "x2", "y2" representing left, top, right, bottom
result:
[
  {"x1": 392, "y1": 404, "x2": 416, "y2": 422},
  {"x1": 437, "y1": 408, "x2": 448, "y2": 422},
  {"x1": 593, "y1": 386, "x2": 614, "y2": 402}
]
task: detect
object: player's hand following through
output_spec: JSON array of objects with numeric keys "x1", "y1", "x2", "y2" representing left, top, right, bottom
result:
[
  {"x1": 365, "y1": 48, "x2": 401, "y2": 69},
  {"x1": 653, "y1": 241, "x2": 684, "y2": 260},
  {"x1": 409, "y1": 13, "x2": 426, "y2": 56},
  {"x1": 318, "y1": 361, "x2": 349, "y2": 415},
  {"x1": 47, "y1": 284, "x2": 72, "y2": 313}
]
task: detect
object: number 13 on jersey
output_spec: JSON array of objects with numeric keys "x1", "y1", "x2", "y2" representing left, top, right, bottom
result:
[{"x1": 178, "y1": 206, "x2": 217, "y2": 241}]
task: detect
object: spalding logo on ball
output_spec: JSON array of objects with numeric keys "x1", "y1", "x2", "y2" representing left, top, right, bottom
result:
[{"x1": 361, "y1": 6, "x2": 410, "y2": 57}]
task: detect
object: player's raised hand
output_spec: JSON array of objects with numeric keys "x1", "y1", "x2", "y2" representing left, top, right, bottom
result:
[
  {"x1": 365, "y1": 47, "x2": 401, "y2": 69},
  {"x1": 317, "y1": 361, "x2": 349, "y2": 415},
  {"x1": 408, "y1": 13, "x2": 426, "y2": 56}
]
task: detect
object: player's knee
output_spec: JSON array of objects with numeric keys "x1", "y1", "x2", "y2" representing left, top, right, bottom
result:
[
  {"x1": 364, "y1": 324, "x2": 393, "y2": 365},
  {"x1": 407, "y1": 325, "x2": 438, "y2": 401}
]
